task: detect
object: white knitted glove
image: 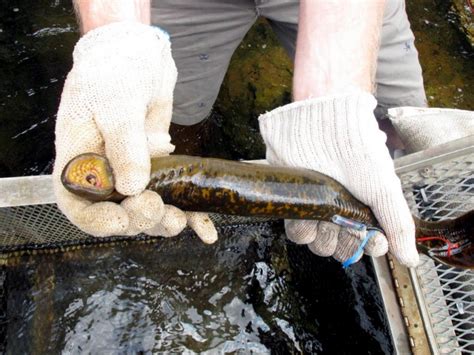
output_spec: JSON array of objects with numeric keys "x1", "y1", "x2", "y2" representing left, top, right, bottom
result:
[
  {"x1": 52, "y1": 22, "x2": 217, "y2": 243},
  {"x1": 388, "y1": 106, "x2": 474, "y2": 153},
  {"x1": 259, "y1": 92, "x2": 419, "y2": 267}
]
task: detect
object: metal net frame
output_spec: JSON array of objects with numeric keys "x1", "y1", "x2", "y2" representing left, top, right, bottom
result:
[
  {"x1": 395, "y1": 137, "x2": 473, "y2": 354},
  {"x1": 0, "y1": 203, "x2": 274, "y2": 256}
]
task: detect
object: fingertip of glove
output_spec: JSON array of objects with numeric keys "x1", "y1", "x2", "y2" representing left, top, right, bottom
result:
[
  {"x1": 332, "y1": 230, "x2": 365, "y2": 263},
  {"x1": 115, "y1": 169, "x2": 150, "y2": 196},
  {"x1": 306, "y1": 221, "x2": 341, "y2": 257},
  {"x1": 364, "y1": 230, "x2": 389, "y2": 257},
  {"x1": 307, "y1": 241, "x2": 335, "y2": 257},
  {"x1": 145, "y1": 205, "x2": 187, "y2": 237},
  {"x1": 80, "y1": 202, "x2": 129, "y2": 237},
  {"x1": 388, "y1": 235, "x2": 420, "y2": 268},
  {"x1": 121, "y1": 190, "x2": 164, "y2": 220},
  {"x1": 120, "y1": 191, "x2": 165, "y2": 235},
  {"x1": 149, "y1": 142, "x2": 175, "y2": 158},
  {"x1": 385, "y1": 221, "x2": 419, "y2": 268},
  {"x1": 187, "y1": 212, "x2": 218, "y2": 244},
  {"x1": 103, "y1": 138, "x2": 151, "y2": 196},
  {"x1": 394, "y1": 249, "x2": 420, "y2": 268},
  {"x1": 284, "y1": 220, "x2": 318, "y2": 244}
]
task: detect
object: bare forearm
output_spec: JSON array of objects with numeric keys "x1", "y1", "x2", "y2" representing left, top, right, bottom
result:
[
  {"x1": 73, "y1": 0, "x2": 150, "y2": 34},
  {"x1": 293, "y1": 0, "x2": 385, "y2": 100}
]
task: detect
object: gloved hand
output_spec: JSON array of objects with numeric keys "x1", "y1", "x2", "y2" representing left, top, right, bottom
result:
[
  {"x1": 388, "y1": 106, "x2": 474, "y2": 153},
  {"x1": 52, "y1": 22, "x2": 217, "y2": 243},
  {"x1": 259, "y1": 92, "x2": 419, "y2": 267}
]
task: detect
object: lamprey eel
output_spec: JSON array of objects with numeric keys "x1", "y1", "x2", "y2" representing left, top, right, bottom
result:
[{"x1": 62, "y1": 153, "x2": 474, "y2": 269}]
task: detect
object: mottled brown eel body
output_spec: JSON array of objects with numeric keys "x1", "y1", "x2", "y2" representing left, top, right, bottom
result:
[{"x1": 62, "y1": 154, "x2": 474, "y2": 269}]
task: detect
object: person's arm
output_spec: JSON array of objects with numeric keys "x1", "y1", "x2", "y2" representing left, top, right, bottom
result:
[
  {"x1": 293, "y1": 0, "x2": 384, "y2": 100},
  {"x1": 260, "y1": 0, "x2": 420, "y2": 267},
  {"x1": 73, "y1": 0, "x2": 150, "y2": 34}
]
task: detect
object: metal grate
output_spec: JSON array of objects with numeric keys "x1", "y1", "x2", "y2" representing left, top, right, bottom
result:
[
  {"x1": 398, "y1": 144, "x2": 474, "y2": 354},
  {"x1": 0, "y1": 204, "x2": 101, "y2": 252},
  {"x1": 415, "y1": 259, "x2": 473, "y2": 353},
  {"x1": 0, "y1": 202, "x2": 274, "y2": 255}
]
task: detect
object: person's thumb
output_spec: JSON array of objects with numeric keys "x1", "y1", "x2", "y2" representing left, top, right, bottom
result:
[{"x1": 95, "y1": 103, "x2": 150, "y2": 196}]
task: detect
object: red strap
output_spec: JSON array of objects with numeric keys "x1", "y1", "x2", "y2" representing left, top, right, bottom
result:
[{"x1": 417, "y1": 236, "x2": 459, "y2": 257}]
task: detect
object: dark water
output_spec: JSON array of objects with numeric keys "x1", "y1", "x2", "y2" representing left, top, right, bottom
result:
[
  {"x1": 1, "y1": 222, "x2": 392, "y2": 354},
  {"x1": 0, "y1": 0, "x2": 78, "y2": 177}
]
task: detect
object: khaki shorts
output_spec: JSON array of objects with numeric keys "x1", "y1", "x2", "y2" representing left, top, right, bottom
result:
[{"x1": 151, "y1": 0, "x2": 427, "y2": 125}]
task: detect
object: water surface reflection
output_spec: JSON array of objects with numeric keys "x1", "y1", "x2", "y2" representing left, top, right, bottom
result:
[{"x1": 3, "y1": 223, "x2": 392, "y2": 353}]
